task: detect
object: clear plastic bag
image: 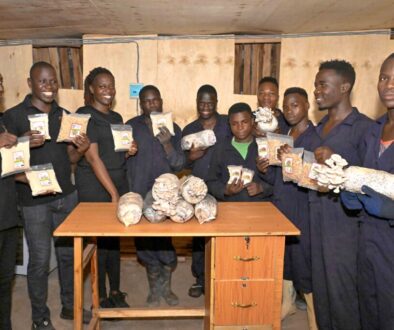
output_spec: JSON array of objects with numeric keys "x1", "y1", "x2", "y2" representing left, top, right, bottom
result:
[
  {"x1": 57, "y1": 112, "x2": 90, "y2": 142},
  {"x1": 256, "y1": 137, "x2": 269, "y2": 158},
  {"x1": 111, "y1": 124, "x2": 133, "y2": 152},
  {"x1": 150, "y1": 112, "x2": 175, "y2": 136},
  {"x1": 28, "y1": 113, "x2": 51, "y2": 140},
  {"x1": 25, "y1": 163, "x2": 62, "y2": 196},
  {"x1": 181, "y1": 129, "x2": 216, "y2": 150},
  {"x1": 297, "y1": 150, "x2": 321, "y2": 190},
  {"x1": 0, "y1": 136, "x2": 30, "y2": 177},
  {"x1": 266, "y1": 132, "x2": 294, "y2": 166},
  {"x1": 282, "y1": 148, "x2": 304, "y2": 183}
]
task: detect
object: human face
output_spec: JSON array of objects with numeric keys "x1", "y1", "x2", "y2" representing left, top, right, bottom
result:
[
  {"x1": 378, "y1": 57, "x2": 394, "y2": 110},
  {"x1": 139, "y1": 89, "x2": 163, "y2": 115},
  {"x1": 314, "y1": 69, "x2": 344, "y2": 110},
  {"x1": 89, "y1": 73, "x2": 116, "y2": 109},
  {"x1": 257, "y1": 82, "x2": 279, "y2": 109},
  {"x1": 28, "y1": 66, "x2": 58, "y2": 105},
  {"x1": 283, "y1": 93, "x2": 309, "y2": 126},
  {"x1": 0, "y1": 74, "x2": 4, "y2": 97},
  {"x1": 197, "y1": 92, "x2": 217, "y2": 119},
  {"x1": 229, "y1": 111, "x2": 254, "y2": 142}
]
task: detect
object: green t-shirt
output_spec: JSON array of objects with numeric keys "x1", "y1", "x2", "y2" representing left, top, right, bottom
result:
[{"x1": 231, "y1": 137, "x2": 252, "y2": 160}]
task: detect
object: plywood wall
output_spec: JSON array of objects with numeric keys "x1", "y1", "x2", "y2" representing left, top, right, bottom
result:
[
  {"x1": 0, "y1": 45, "x2": 32, "y2": 112},
  {"x1": 279, "y1": 34, "x2": 394, "y2": 124}
]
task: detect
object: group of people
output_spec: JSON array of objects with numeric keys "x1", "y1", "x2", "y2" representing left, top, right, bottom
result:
[{"x1": 0, "y1": 53, "x2": 393, "y2": 330}]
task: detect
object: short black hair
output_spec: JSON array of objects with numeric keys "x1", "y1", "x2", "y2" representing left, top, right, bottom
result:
[
  {"x1": 258, "y1": 76, "x2": 279, "y2": 88},
  {"x1": 284, "y1": 87, "x2": 308, "y2": 101},
  {"x1": 383, "y1": 53, "x2": 394, "y2": 63},
  {"x1": 84, "y1": 67, "x2": 114, "y2": 106},
  {"x1": 197, "y1": 84, "x2": 217, "y2": 98},
  {"x1": 30, "y1": 61, "x2": 55, "y2": 79},
  {"x1": 139, "y1": 85, "x2": 161, "y2": 99},
  {"x1": 319, "y1": 60, "x2": 356, "y2": 91},
  {"x1": 228, "y1": 102, "x2": 252, "y2": 118}
]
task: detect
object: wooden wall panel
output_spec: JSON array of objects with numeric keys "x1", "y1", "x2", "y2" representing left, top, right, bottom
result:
[
  {"x1": 279, "y1": 34, "x2": 394, "y2": 124},
  {"x1": 156, "y1": 39, "x2": 235, "y2": 128},
  {"x1": 57, "y1": 89, "x2": 84, "y2": 113},
  {"x1": 82, "y1": 35, "x2": 158, "y2": 120},
  {"x1": 0, "y1": 45, "x2": 32, "y2": 112}
]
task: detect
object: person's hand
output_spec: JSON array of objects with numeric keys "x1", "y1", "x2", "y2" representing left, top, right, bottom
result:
[
  {"x1": 253, "y1": 124, "x2": 266, "y2": 138},
  {"x1": 340, "y1": 191, "x2": 362, "y2": 210},
  {"x1": 23, "y1": 130, "x2": 45, "y2": 148},
  {"x1": 278, "y1": 144, "x2": 292, "y2": 161},
  {"x1": 224, "y1": 178, "x2": 244, "y2": 196},
  {"x1": 0, "y1": 132, "x2": 17, "y2": 148},
  {"x1": 314, "y1": 146, "x2": 334, "y2": 164},
  {"x1": 256, "y1": 157, "x2": 270, "y2": 174},
  {"x1": 127, "y1": 141, "x2": 138, "y2": 157},
  {"x1": 358, "y1": 185, "x2": 393, "y2": 219},
  {"x1": 111, "y1": 192, "x2": 120, "y2": 203},
  {"x1": 188, "y1": 144, "x2": 207, "y2": 161},
  {"x1": 72, "y1": 133, "x2": 90, "y2": 154},
  {"x1": 156, "y1": 126, "x2": 172, "y2": 145},
  {"x1": 246, "y1": 182, "x2": 263, "y2": 196}
]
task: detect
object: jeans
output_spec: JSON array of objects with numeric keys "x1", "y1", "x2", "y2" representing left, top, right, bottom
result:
[
  {"x1": 191, "y1": 237, "x2": 205, "y2": 286},
  {"x1": 0, "y1": 227, "x2": 18, "y2": 330},
  {"x1": 22, "y1": 191, "x2": 78, "y2": 323},
  {"x1": 135, "y1": 237, "x2": 177, "y2": 269}
]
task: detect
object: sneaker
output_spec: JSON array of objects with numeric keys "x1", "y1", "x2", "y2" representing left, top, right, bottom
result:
[
  {"x1": 188, "y1": 283, "x2": 204, "y2": 298},
  {"x1": 31, "y1": 318, "x2": 55, "y2": 330},
  {"x1": 60, "y1": 307, "x2": 92, "y2": 324},
  {"x1": 100, "y1": 297, "x2": 115, "y2": 308},
  {"x1": 109, "y1": 291, "x2": 130, "y2": 308}
]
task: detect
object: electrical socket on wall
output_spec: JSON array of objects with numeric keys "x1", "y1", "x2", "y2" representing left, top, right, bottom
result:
[{"x1": 129, "y1": 83, "x2": 144, "y2": 98}]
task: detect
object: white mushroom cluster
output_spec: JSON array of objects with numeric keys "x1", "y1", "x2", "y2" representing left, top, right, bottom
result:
[
  {"x1": 180, "y1": 175, "x2": 208, "y2": 204},
  {"x1": 195, "y1": 194, "x2": 218, "y2": 224},
  {"x1": 152, "y1": 173, "x2": 181, "y2": 217},
  {"x1": 254, "y1": 107, "x2": 279, "y2": 133},
  {"x1": 181, "y1": 129, "x2": 217, "y2": 150},
  {"x1": 117, "y1": 192, "x2": 144, "y2": 226},
  {"x1": 314, "y1": 154, "x2": 394, "y2": 199},
  {"x1": 143, "y1": 191, "x2": 167, "y2": 223}
]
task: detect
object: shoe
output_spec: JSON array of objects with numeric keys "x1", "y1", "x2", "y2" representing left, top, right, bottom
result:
[
  {"x1": 60, "y1": 307, "x2": 92, "y2": 324},
  {"x1": 31, "y1": 318, "x2": 55, "y2": 330},
  {"x1": 109, "y1": 291, "x2": 130, "y2": 308},
  {"x1": 146, "y1": 265, "x2": 162, "y2": 307},
  {"x1": 188, "y1": 283, "x2": 204, "y2": 298},
  {"x1": 295, "y1": 294, "x2": 307, "y2": 311},
  {"x1": 100, "y1": 297, "x2": 115, "y2": 308}
]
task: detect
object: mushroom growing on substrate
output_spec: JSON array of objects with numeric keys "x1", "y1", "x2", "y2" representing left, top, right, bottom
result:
[{"x1": 117, "y1": 192, "x2": 144, "y2": 226}]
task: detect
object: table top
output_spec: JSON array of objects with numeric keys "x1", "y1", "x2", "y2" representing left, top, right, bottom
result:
[{"x1": 54, "y1": 202, "x2": 300, "y2": 237}]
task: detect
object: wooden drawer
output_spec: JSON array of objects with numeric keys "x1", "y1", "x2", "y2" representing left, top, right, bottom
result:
[
  {"x1": 215, "y1": 236, "x2": 275, "y2": 279},
  {"x1": 214, "y1": 280, "x2": 274, "y2": 325}
]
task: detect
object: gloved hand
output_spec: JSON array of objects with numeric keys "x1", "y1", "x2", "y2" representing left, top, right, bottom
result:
[
  {"x1": 340, "y1": 191, "x2": 362, "y2": 210},
  {"x1": 358, "y1": 185, "x2": 394, "y2": 219},
  {"x1": 156, "y1": 126, "x2": 172, "y2": 145}
]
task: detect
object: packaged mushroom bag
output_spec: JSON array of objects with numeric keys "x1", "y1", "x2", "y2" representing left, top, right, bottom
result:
[
  {"x1": 254, "y1": 107, "x2": 279, "y2": 133},
  {"x1": 28, "y1": 113, "x2": 51, "y2": 140},
  {"x1": 180, "y1": 175, "x2": 208, "y2": 204},
  {"x1": 117, "y1": 192, "x2": 144, "y2": 226},
  {"x1": 282, "y1": 148, "x2": 304, "y2": 183},
  {"x1": 195, "y1": 194, "x2": 217, "y2": 224},
  {"x1": 241, "y1": 168, "x2": 254, "y2": 185},
  {"x1": 170, "y1": 199, "x2": 194, "y2": 223},
  {"x1": 150, "y1": 112, "x2": 175, "y2": 136},
  {"x1": 143, "y1": 190, "x2": 167, "y2": 224},
  {"x1": 25, "y1": 163, "x2": 62, "y2": 196},
  {"x1": 266, "y1": 132, "x2": 294, "y2": 166},
  {"x1": 57, "y1": 112, "x2": 91, "y2": 142},
  {"x1": 256, "y1": 137, "x2": 269, "y2": 158},
  {"x1": 0, "y1": 136, "x2": 30, "y2": 177},
  {"x1": 111, "y1": 124, "x2": 133, "y2": 152},
  {"x1": 181, "y1": 129, "x2": 216, "y2": 150},
  {"x1": 297, "y1": 150, "x2": 322, "y2": 191},
  {"x1": 227, "y1": 165, "x2": 242, "y2": 183}
]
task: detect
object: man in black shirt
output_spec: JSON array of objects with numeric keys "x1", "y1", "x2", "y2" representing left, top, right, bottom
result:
[
  {"x1": 0, "y1": 72, "x2": 19, "y2": 330},
  {"x1": 3, "y1": 62, "x2": 90, "y2": 329}
]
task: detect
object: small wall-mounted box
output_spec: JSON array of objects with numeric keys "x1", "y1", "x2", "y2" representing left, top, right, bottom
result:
[{"x1": 129, "y1": 83, "x2": 144, "y2": 99}]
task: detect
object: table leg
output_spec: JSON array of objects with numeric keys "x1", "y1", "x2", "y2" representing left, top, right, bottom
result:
[
  {"x1": 74, "y1": 237, "x2": 83, "y2": 330},
  {"x1": 91, "y1": 238, "x2": 100, "y2": 329}
]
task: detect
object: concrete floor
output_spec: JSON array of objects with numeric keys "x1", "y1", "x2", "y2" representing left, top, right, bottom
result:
[{"x1": 11, "y1": 258, "x2": 308, "y2": 330}]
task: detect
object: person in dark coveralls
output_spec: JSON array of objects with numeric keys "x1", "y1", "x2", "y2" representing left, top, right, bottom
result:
[
  {"x1": 2, "y1": 62, "x2": 91, "y2": 329},
  {"x1": 256, "y1": 76, "x2": 289, "y2": 134},
  {"x1": 341, "y1": 53, "x2": 394, "y2": 330},
  {"x1": 0, "y1": 73, "x2": 18, "y2": 330},
  {"x1": 126, "y1": 85, "x2": 185, "y2": 307},
  {"x1": 182, "y1": 85, "x2": 231, "y2": 298},
  {"x1": 206, "y1": 102, "x2": 272, "y2": 202},
  {"x1": 75, "y1": 67, "x2": 137, "y2": 308},
  {"x1": 309, "y1": 60, "x2": 373, "y2": 330},
  {"x1": 257, "y1": 87, "x2": 320, "y2": 328}
]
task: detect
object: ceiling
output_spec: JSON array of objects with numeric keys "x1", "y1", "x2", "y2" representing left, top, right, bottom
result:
[{"x1": 0, "y1": 0, "x2": 393, "y2": 40}]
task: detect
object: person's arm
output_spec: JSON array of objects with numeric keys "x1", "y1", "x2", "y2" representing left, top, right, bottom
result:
[
  {"x1": 156, "y1": 126, "x2": 185, "y2": 171},
  {"x1": 84, "y1": 143, "x2": 120, "y2": 202},
  {"x1": 67, "y1": 133, "x2": 90, "y2": 164},
  {"x1": 206, "y1": 145, "x2": 228, "y2": 200},
  {"x1": 358, "y1": 185, "x2": 394, "y2": 220}
]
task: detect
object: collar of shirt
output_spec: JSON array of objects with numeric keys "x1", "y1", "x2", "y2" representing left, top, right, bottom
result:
[
  {"x1": 23, "y1": 94, "x2": 64, "y2": 115},
  {"x1": 317, "y1": 107, "x2": 361, "y2": 128}
]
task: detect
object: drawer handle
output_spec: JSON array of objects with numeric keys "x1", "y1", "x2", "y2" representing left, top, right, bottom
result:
[
  {"x1": 231, "y1": 302, "x2": 257, "y2": 308},
  {"x1": 233, "y1": 256, "x2": 260, "y2": 262}
]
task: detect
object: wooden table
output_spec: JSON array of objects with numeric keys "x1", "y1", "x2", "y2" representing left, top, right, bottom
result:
[{"x1": 54, "y1": 202, "x2": 299, "y2": 330}]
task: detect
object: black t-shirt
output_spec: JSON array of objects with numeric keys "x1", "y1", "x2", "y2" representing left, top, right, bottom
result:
[
  {"x1": 2, "y1": 95, "x2": 75, "y2": 206},
  {"x1": 76, "y1": 105, "x2": 126, "y2": 171},
  {"x1": 0, "y1": 115, "x2": 18, "y2": 230}
]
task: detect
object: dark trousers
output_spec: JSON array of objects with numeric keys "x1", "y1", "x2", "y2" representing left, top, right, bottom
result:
[
  {"x1": 0, "y1": 227, "x2": 18, "y2": 330},
  {"x1": 358, "y1": 221, "x2": 394, "y2": 330},
  {"x1": 21, "y1": 191, "x2": 77, "y2": 323},
  {"x1": 309, "y1": 197, "x2": 361, "y2": 330},
  {"x1": 135, "y1": 237, "x2": 177, "y2": 269},
  {"x1": 191, "y1": 237, "x2": 205, "y2": 286},
  {"x1": 97, "y1": 237, "x2": 121, "y2": 298}
]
